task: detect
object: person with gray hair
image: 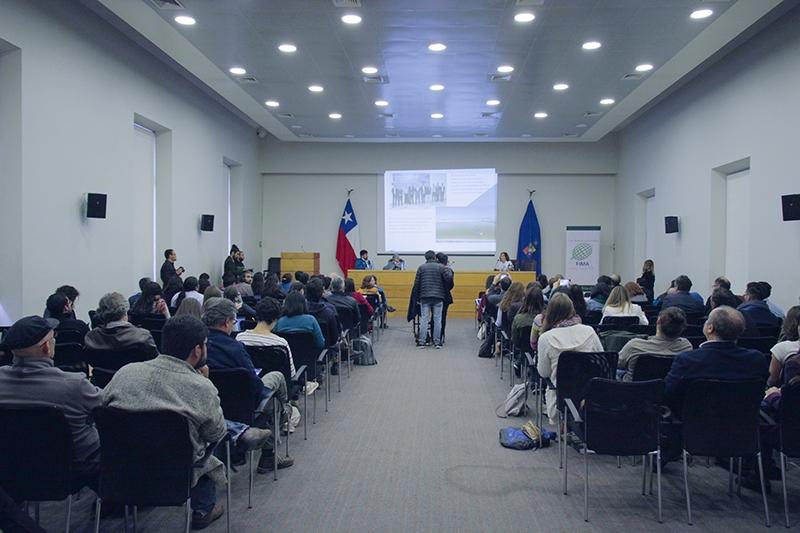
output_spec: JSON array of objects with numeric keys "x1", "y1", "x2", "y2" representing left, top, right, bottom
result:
[
  {"x1": 325, "y1": 275, "x2": 361, "y2": 327},
  {"x1": 203, "y1": 297, "x2": 296, "y2": 473},
  {"x1": 84, "y1": 292, "x2": 158, "y2": 360}
]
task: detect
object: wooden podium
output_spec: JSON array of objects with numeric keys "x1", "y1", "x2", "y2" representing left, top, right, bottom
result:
[
  {"x1": 281, "y1": 252, "x2": 320, "y2": 276},
  {"x1": 347, "y1": 270, "x2": 536, "y2": 319}
]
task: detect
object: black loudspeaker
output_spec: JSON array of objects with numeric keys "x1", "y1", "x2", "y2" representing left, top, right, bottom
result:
[
  {"x1": 86, "y1": 193, "x2": 107, "y2": 219},
  {"x1": 200, "y1": 214, "x2": 215, "y2": 232},
  {"x1": 665, "y1": 216, "x2": 679, "y2": 234},
  {"x1": 267, "y1": 257, "x2": 281, "y2": 275},
  {"x1": 782, "y1": 194, "x2": 800, "y2": 221}
]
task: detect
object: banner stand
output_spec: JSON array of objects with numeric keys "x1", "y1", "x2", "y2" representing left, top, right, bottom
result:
[{"x1": 564, "y1": 226, "x2": 601, "y2": 286}]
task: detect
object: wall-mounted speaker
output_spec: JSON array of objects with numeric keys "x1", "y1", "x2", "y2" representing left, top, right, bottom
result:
[
  {"x1": 200, "y1": 214, "x2": 215, "y2": 232},
  {"x1": 86, "y1": 193, "x2": 107, "y2": 219},
  {"x1": 665, "y1": 216, "x2": 679, "y2": 234},
  {"x1": 782, "y1": 194, "x2": 800, "y2": 221}
]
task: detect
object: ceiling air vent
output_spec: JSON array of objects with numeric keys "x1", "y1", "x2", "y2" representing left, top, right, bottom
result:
[
  {"x1": 362, "y1": 75, "x2": 389, "y2": 84},
  {"x1": 622, "y1": 72, "x2": 644, "y2": 81},
  {"x1": 474, "y1": 133, "x2": 489, "y2": 137},
  {"x1": 237, "y1": 76, "x2": 259, "y2": 84},
  {"x1": 481, "y1": 111, "x2": 500, "y2": 119},
  {"x1": 562, "y1": 132, "x2": 578, "y2": 138},
  {"x1": 149, "y1": 0, "x2": 184, "y2": 9},
  {"x1": 378, "y1": 113, "x2": 395, "y2": 119},
  {"x1": 584, "y1": 111, "x2": 602, "y2": 118},
  {"x1": 277, "y1": 113, "x2": 295, "y2": 119},
  {"x1": 488, "y1": 74, "x2": 512, "y2": 82},
  {"x1": 332, "y1": 0, "x2": 362, "y2": 7},
  {"x1": 298, "y1": 133, "x2": 314, "y2": 138},
  {"x1": 515, "y1": 0, "x2": 545, "y2": 5},
  {"x1": 385, "y1": 133, "x2": 399, "y2": 138}
]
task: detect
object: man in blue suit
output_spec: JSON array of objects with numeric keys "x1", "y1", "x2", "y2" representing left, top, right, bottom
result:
[{"x1": 737, "y1": 282, "x2": 782, "y2": 329}]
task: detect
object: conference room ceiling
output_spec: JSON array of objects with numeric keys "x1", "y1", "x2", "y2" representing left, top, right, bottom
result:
[{"x1": 96, "y1": 0, "x2": 785, "y2": 142}]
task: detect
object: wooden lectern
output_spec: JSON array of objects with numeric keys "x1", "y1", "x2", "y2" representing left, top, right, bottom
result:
[{"x1": 281, "y1": 252, "x2": 320, "y2": 276}]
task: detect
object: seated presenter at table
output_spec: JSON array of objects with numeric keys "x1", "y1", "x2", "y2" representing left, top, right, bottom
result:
[
  {"x1": 354, "y1": 249, "x2": 373, "y2": 270},
  {"x1": 494, "y1": 251, "x2": 514, "y2": 272},
  {"x1": 382, "y1": 253, "x2": 406, "y2": 271}
]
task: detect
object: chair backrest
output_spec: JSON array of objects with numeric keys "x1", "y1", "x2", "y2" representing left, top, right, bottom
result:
[
  {"x1": 208, "y1": 368, "x2": 259, "y2": 424},
  {"x1": 357, "y1": 303, "x2": 370, "y2": 335},
  {"x1": 0, "y1": 406, "x2": 74, "y2": 501},
  {"x1": 150, "y1": 329, "x2": 162, "y2": 352},
  {"x1": 53, "y1": 342, "x2": 87, "y2": 370},
  {"x1": 684, "y1": 313, "x2": 706, "y2": 325},
  {"x1": 600, "y1": 315, "x2": 639, "y2": 327},
  {"x1": 583, "y1": 311, "x2": 602, "y2": 326},
  {"x1": 555, "y1": 351, "x2": 618, "y2": 413},
  {"x1": 244, "y1": 344, "x2": 292, "y2": 385},
  {"x1": 583, "y1": 378, "x2": 664, "y2": 456},
  {"x1": 778, "y1": 383, "x2": 800, "y2": 458},
  {"x1": 628, "y1": 324, "x2": 656, "y2": 336},
  {"x1": 759, "y1": 325, "x2": 781, "y2": 338},
  {"x1": 240, "y1": 319, "x2": 257, "y2": 331},
  {"x1": 737, "y1": 336, "x2": 778, "y2": 355},
  {"x1": 84, "y1": 345, "x2": 156, "y2": 371},
  {"x1": 91, "y1": 368, "x2": 116, "y2": 388},
  {"x1": 631, "y1": 354, "x2": 675, "y2": 382},
  {"x1": 686, "y1": 336, "x2": 705, "y2": 349},
  {"x1": 681, "y1": 379, "x2": 764, "y2": 457},
  {"x1": 336, "y1": 306, "x2": 355, "y2": 335},
  {"x1": 364, "y1": 294, "x2": 381, "y2": 309},
  {"x1": 512, "y1": 325, "x2": 532, "y2": 354},
  {"x1": 277, "y1": 331, "x2": 323, "y2": 380},
  {"x1": 94, "y1": 407, "x2": 193, "y2": 506},
  {"x1": 682, "y1": 324, "x2": 704, "y2": 337},
  {"x1": 129, "y1": 314, "x2": 167, "y2": 332},
  {"x1": 55, "y1": 329, "x2": 85, "y2": 345}
]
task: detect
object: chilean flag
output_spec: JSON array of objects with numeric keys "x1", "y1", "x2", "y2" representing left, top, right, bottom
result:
[{"x1": 336, "y1": 199, "x2": 360, "y2": 274}]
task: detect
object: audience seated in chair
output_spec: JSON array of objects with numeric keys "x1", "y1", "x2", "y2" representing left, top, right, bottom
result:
[
  {"x1": 171, "y1": 276, "x2": 204, "y2": 308},
  {"x1": 275, "y1": 291, "x2": 325, "y2": 350},
  {"x1": 46, "y1": 291, "x2": 89, "y2": 338},
  {"x1": 130, "y1": 281, "x2": 171, "y2": 320},
  {"x1": 0, "y1": 316, "x2": 102, "y2": 493},
  {"x1": 703, "y1": 277, "x2": 741, "y2": 315},
  {"x1": 304, "y1": 278, "x2": 340, "y2": 373},
  {"x1": 602, "y1": 285, "x2": 649, "y2": 325},
  {"x1": 617, "y1": 307, "x2": 692, "y2": 382},
  {"x1": 237, "y1": 298, "x2": 298, "y2": 376},
  {"x1": 344, "y1": 278, "x2": 373, "y2": 318},
  {"x1": 659, "y1": 275, "x2": 705, "y2": 316},
  {"x1": 128, "y1": 277, "x2": 151, "y2": 308},
  {"x1": 223, "y1": 286, "x2": 256, "y2": 320},
  {"x1": 85, "y1": 292, "x2": 158, "y2": 361},
  {"x1": 175, "y1": 297, "x2": 203, "y2": 320},
  {"x1": 234, "y1": 270, "x2": 255, "y2": 298},
  {"x1": 738, "y1": 282, "x2": 782, "y2": 329},
  {"x1": 102, "y1": 315, "x2": 228, "y2": 529},
  {"x1": 162, "y1": 277, "x2": 183, "y2": 312},
  {"x1": 625, "y1": 281, "x2": 650, "y2": 304},
  {"x1": 709, "y1": 288, "x2": 760, "y2": 337},
  {"x1": 203, "y1": 298, "x2": 294, "y2": 473},
  {"x1": 586, "y1": 282, "x2": 611, "y2": 312},
  {"x1": 536, "y1": 293, "x2": 603, "y2": 424},
  {"x1": 43, "y1": 284, "x2": 81, "y2": 320},
  {"x1": 325, "y1": 276, "x2": 361, "y2": 328},
  {"x1": 767, "y1": 305, "x2": 800, "y2": 387}
]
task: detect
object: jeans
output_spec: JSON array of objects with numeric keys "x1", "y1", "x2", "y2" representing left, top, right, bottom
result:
[
  {"x1": 190, "y1": 475, "x2": 216, "y2": 514},
  {"x1": 420, "y1": 300, "x2": 443, "y2": 345},
  {"x1": 254, "y1": 371, "x2": 291, "y2": 451}
]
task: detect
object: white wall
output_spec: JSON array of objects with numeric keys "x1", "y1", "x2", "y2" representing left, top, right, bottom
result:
[
  {"x1": 615, "y1": 7, "x2": 800, "y2": 311},
  {"x1": 0, "y1": 0, "x2": 262, "y2": 320},
  {"x1": 260, "y1": 138, "x2": 618, "y2": 277}
]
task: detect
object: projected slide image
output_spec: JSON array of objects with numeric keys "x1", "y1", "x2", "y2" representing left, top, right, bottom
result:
[
  {"x1": 435, "y1": 206, "x2": 495, "y2": 242},
  {"x1": 390, "y1": 173, "x2": 446, "y2": 208}
]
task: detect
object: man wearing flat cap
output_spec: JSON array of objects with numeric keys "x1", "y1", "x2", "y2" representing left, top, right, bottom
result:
[{"x1": 0, "y1": 315, "x2": 103, "y2": 490}]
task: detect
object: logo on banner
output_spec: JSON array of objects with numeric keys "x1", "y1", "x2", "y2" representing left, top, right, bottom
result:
[{"x1": 570, "y1": 242, "x2": 593, "y2": 262}]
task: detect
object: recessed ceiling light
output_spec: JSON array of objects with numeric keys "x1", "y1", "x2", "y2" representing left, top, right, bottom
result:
[
  {"x1": 497, "y1": 65, "x2": 515, "y2": 73},
  {"x1": 428, "y1": 43, "x2": 447, "y2": 52},
  {"x1": 344, "y1": 134, "x2": 355, "y2": 138},
  {"x1": 575, "y1": 123, "x2": 588, "y2": 128},
  {"x1": 329, "y1": 113, "x2": 342, "y2": 120},
  {"x1": 553, "y1": 83, "x2": 569, "y2": 91},
  {"x1": 278, "y1": 43, "x2": 297, "y2": 53},
  {"x1": 308, "y1": 85, "x2": 324, "y2": 93},
  {"x1": 514, "y1": 12, "x2": 535, "y2": 23},
  {"x1": 431, "y1": 113, "x2": 444, "y2": 119},
  {"x1": 290, "y1": 125, "x2": 302, "y2": 129},
  {"x1": 432, "y1": 134, "x2": 443, "y2": 138},
  {"x1": 265, "y1": 100, "x2": 280, "y2": 108},
  {"x1": 599, "y1": 98, "x2": 615, "y2": 105},
  {"x1": 361, "y1": 66, "x2": 378, "y2": 74},
  {"x1": 174, "y1": 15, "x2": 196, "y2": 26},
  {"x1": 690, "y1": 8, "x2": 713, "y2": 19},
  {"x1": 635, "y1": 63, "x2": 654, "y2": 72},
  {"x1": 534, "y1": 112, "x2": 548, "y2": 119},
  {"x1": 341, "y1": 14, "x2": 362, "y2": 24},
  {"x1": 521, "y1": 133, "x2": 532, "y2": 137},
  {"x1": 582, "y1": 41, "x2": 602, "y2": 50},
  {"x1": 429, "y1": 84, "x2": 445, "y2": 91},
  {"x1": 486, "y1": 99, "x2": 501, "y2": 106},
  {"x1": 374, "y1": 100, "x2": 389, "y2": 107},
  {"x1": 229, "y1": 67, "x2": 246, "y2": 75}
]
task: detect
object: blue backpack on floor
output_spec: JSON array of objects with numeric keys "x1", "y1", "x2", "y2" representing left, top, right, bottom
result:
[{"x1": 499, "y1": 427, "x2": 534, "y2": 450}]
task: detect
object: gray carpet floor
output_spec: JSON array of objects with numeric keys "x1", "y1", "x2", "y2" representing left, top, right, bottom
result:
[{"x1": 37, "y1": 319, "x2": 798, "y2": 532}]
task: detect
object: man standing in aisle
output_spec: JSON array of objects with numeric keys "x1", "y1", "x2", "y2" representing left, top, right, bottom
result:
[
  {"x1": 160, "y1": 249, "x2": 185, "y2": 286},
  {"x1": 411, "y1": 250, "x2": 453, "y2": 348}
]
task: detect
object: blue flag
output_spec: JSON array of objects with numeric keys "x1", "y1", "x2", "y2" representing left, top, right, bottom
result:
[{"x1": 516, "y1": 200, "x2": 541, "y2": 272}]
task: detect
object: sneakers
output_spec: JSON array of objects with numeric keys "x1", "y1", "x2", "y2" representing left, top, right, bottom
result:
[
  {"x1": 237, "y1": 427, "x2": 272, "y2": 451},
  {"x1": 191, "y1": 502, "x2": 224, "y2": 530},
  {"x1": 304, "y1": 381, "x2": 319, "y2": 395},
  {"x1": 387, "y1": 305, "x2": 396, "y2": 312},
  {"x1": 257, "y1": 453, "x2": 294, "y2": 473},
  {"x1": 434, "y1": 344, "x2": 442, "y2": 349}
]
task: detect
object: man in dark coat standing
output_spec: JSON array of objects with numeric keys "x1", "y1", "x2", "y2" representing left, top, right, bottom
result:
[{"x1": 409, "y1": 250, "x2": 453, "y2": 348}]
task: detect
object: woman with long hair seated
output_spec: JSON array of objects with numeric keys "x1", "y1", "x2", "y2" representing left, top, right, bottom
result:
[
  {"x1": 767, "y1": 305, "x2": 800, "y2": 386},
  {"x1": 537, "y1": 293, "x2": 603, "y2": 424},
  {"x1": 602, "y1": 285, "x2": 649, "y2": 325}
]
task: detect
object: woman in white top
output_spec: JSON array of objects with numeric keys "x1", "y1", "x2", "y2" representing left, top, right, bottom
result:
[
  {"x1": 494, "y1": 251, "x2": 514, "y2": 272},
  {"x1": 767, "y1": 306, "x2": 800, "y2": 386},
  {"x1": 601, "y1": 286, "x2": 649, "y2": 325},
  {"x1": 537, "y1": 293, "x2": 603, "y2": 424}
]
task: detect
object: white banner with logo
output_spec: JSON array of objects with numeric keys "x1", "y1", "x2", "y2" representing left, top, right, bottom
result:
[{"x1": 564, "y1": 226, "x2": 601, "y2": 286}]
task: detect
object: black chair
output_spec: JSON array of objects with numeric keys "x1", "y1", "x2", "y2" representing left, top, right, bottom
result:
[
  {"x1": 150, "y1": 329, "x2": 162, "y2": 352},
  {"x1": 631, "y1": 354, "x2": 675, "y2": 382},
  {"x1": 564, "y1": 378, "x2": 665, "y2": 522},
  {"x1": 682, "y1": 324, "x2": 704, "y2": 337},
  {"x1": 760, "y1": 325, "x2": 782, "y2": 338},
  {"x1": 84, "y1": 346, "x2": 156, "y2": 372},
  {"x1": 684, "y1": 313, "x2": 706, "y2": 325},
  {"x1": 680, "y1": 379, "x2": 769, "y2": 526},
  {"x1": 775, "y1": 383, "x2": 800, "y2": 527},
  {"x1": 94, "y1": 407, "x2": 230, "y2": 533},
  {"x1": 0, "y1": 407, "x2": 80, "y2": 532},
  {"x1": 129, "y1": 314, "x2": 167, "y2": 331},
  {"x1": 356, "y1": 303, "x2": 373, "y2": 341},
  {"x1": 275, "y1": 331, "x2": 328, "y2": 423},
  {"x1": 600, "y1": 315, "x2": 639, "y2": 328},
  {"x1": 335, "y1": 307, "x2": 356, "y2": 379},
  {"x1": 239, "y1": 319, "x2": 257, "y2": 331},
  {"x1": 628, "y1": 324, "x2": 656, "y2": 336},
  {"x1": 90, "y1": 368, "x2": 116, "y2": 388},
  {"x1": 53, "y1": 342, "x2": 87, "y2": 374},
  {"x1": 738, "y1": 336, "x2": 778, "y2": 355},
  {"x1": 209, "y1": 368, "x2": 279, "y2": 489},
  {"x1": 365, "y1": 294, "x2": 385, "y2": 331},
  {"x1": 54, "y1": 329, "x2": 85, "y2": 345},
  {"x1": 511, "y1": 325, "x2": 532, "y2": 387},
  {"x1": 244, "y1": 344, "x2": 309, "y2": 440},
  {"x1": 583, "y1": 311, "x2": 602, "y2": 326},
  {"x1": 555, "y1": 351, "x2": 619, "y2": 478},
  {"x1": 686, "y1": 336, "x2": 705, "y2": 349}
]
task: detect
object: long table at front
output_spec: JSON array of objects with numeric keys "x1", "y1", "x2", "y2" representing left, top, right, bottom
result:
[{"x1": 347, "y1": 270, "x2": 537, "y2": 319}]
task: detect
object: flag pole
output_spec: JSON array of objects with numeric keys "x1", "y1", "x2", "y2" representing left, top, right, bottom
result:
[
  {"x1": 527, "y1": 189, "x2": 536, "y2": 199},
  {"x1": 346, "y1": 188, "x2": 354, "y2": 197}
]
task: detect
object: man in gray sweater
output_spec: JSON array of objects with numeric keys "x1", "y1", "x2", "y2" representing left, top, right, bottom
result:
[{"x1": 102, "y1": 315, "x2": 227, "y2": 530}]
